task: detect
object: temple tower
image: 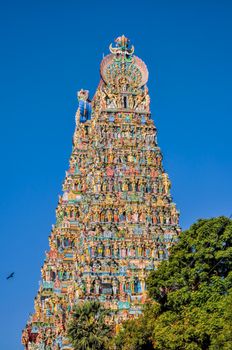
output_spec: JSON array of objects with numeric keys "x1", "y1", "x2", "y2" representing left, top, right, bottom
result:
[{"x1": 22, "y1": 35, "x2": 180, "y2": 350}]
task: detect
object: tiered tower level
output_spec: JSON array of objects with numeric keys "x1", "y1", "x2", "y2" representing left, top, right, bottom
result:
[{"x1": 22, "y1": 36, "x2": 180, "y2": 350}]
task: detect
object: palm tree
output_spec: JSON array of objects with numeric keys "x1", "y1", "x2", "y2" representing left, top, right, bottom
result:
[{"x1": 67, "y1": 301, "x2": 113, "y2": 350}]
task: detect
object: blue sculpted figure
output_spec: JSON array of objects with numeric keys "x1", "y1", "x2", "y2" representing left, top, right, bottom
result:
[{"x1": 77, "y1": 89, "x2": 92, "y2": 123}]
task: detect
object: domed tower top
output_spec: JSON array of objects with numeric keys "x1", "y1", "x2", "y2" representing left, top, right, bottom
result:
[{"x1": 100, "y1": 35, "x2": 149, "y2": 93}]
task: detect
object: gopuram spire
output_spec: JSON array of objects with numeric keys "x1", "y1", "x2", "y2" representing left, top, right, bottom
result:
[{"x1": 22, "y1": 36, "x2": 180, "y2": 350}]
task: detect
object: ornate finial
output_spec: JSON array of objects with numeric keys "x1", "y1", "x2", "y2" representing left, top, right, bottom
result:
[
  {"x1": 115, "y1": 35, "x2": 130, "y2": 50},
  {"x1": 109, "y1": 35, "x2": 134, "y2": 55}
]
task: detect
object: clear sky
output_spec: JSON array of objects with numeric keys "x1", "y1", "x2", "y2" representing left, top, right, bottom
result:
[{"x1": 0, "y1": 0, "x2": 231, "y2": 348}]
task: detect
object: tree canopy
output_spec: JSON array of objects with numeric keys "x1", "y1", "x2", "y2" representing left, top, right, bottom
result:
[
  {"x1": 114, "y1": 216, "x2": 232, "y2": 349},
  {"x1": 67, "y1": 301, "x2": 112, "y2": 350}
]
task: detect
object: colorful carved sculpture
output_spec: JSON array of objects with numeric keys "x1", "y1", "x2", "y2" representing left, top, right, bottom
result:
[
  {"x1": 77, "y1": 89, "x2": 92, "y2": 123},
  {"x1": 22, "y1": 36, "x2": 180, "y2": 350}
]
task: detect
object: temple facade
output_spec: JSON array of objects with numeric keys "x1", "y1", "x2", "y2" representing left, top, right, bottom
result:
[{"x1": 22, "y1": 35, "x2": 180, "y2": 350}]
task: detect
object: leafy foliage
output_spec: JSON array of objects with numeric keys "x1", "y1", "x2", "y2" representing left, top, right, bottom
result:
[
  {"x1": 113, "y1": 216, "x2": 232, "y2": 349},
  {"x1": 67, "y1": 301, "x2": 112, "y2": 350},
  {"x1": 114, "y1": 306, "x2": 155, "y2": 350}
]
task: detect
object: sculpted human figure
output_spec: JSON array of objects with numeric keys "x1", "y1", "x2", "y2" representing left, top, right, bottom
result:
[
  {"x1": 146, "y1": 208, "x2": 152, "y2": 223},
  {"x1": 21, "y1": 329, "x2": 30, "y2": 347},
  {"x1": 98, "y1": 88, "x2": 107, "y2": 109},
  {"x1": 113, "y1": 242, "x2": 119, "y2": 257},
  {"x1": 119, "y1": 278, "x2": 125, "y2": 294},
  {"x1": 102, "y1": 180, "x2": 107, "y2": 192},
  {"x1": 108, "y1": 149, "x2": 114, "y2": 163},
  {"x1": 95, "y1": 279, "x2": 100, "y2": 294},
  {"x1": 170, "y1": 205, "x2": 179, "y2": 224},
  {"x1": 121, "y1": 243, "x2": 126, "y2": 258},
  {"x1": 112, "y1": 278, "x2": 118, "y2": 295},
  {"x1": 35, "y1": 331, "x2": 43, "y2": 346},
  {"x1": 134, "y1": 92, "x2": 145, "y2": 110},
  {"x1": 139, "y1": 209, "x2": 146, "y2": 223},
  {"x1": 34, "y1": 297, "x2": 41, "y2": 318},
  {"x1": 86, "y1": 278, "x2": 91, "y2": 294},
  {"x1": 137, "y1": 244, "x2": 142, "y2": 257},
  {"x1": 116, "y1": 94, "x2": 122, "y2": 108},
  {"x1": 104, "y1": 88, "x2": 117, "y2": 108},
  {"x1": 132, "y1": 210, "x2": 138, "y2": 223},
  {"x1": 130, "y1": 245, "x2": 135, "y2": 257},
  {"x1": 113, "y1": 209, "x2": 119, "y2": 223},
  {"x1": 162, "y1": 173, "x2": 171, "y2": 194},
  {"x1": 144, "y1": 85, "x2": 150, "y2": 112},
  {"x1": 128, "y1": 94, "x2": 134, "y2": 109}
]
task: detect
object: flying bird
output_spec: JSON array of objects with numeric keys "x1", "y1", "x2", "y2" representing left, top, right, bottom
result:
[{"x1": 6, "y1": 272, "x2": 15, "y2": 280}]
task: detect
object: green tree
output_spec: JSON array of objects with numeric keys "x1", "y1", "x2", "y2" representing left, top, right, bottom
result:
[
  {"x1": 114, "y1": 309, "x2": 154, "y2": 350},
  {"x1": 113, "y1": 216, "x2": 232, "y2": 350},
  {"x1": 67, "y1": 301, "x2": 112, "y2": 350},
  {"x1": 147, "y1": 216, "x2": 232, "y2": 349}
]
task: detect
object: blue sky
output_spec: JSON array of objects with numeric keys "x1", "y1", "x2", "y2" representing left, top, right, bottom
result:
[{"x1": 0, "y1": 0, "x2": 231, "y2": 348}]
